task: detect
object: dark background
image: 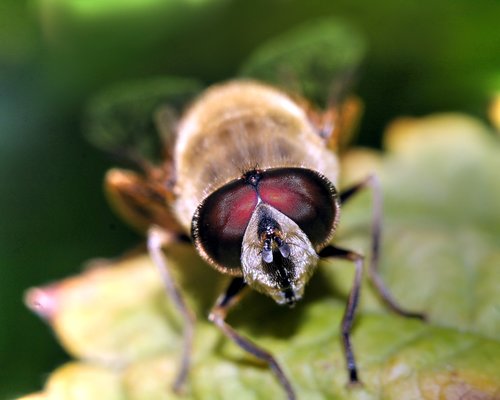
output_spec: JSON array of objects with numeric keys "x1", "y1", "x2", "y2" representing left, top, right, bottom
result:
[{"x1": 1, "y1": 0, "x2": 499, "y2": 397}]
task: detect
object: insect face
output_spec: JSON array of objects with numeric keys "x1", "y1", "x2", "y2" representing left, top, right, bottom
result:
[
  {"x1": 241, "y1": 202, "x2": 318, "y2": 306},
  {"x1": 192, "y1": 167, "x2": 340, "y2": 306}
]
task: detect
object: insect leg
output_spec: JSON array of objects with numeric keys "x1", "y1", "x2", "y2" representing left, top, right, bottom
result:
[
  {"x1": 340, "y1": 175, "x2": 426, "y2": 320},
  {"x1": 148, "y1": 226, "x2": 196, "y2": 394},
  {"x1": 318, "y1": 245, "x2": 363, "y2": 384},
  {"x1": 209, "y1": 278, "x2": 296, "y2": 400}
]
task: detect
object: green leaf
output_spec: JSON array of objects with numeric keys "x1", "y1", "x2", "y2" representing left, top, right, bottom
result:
[{"x1": 24, "y1": 113, "x2": 500, "y2": 399}]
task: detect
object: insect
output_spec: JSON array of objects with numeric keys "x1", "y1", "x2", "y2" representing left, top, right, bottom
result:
[{"x1": 104, "y1": 79, "x2": 425, "y2": 399}]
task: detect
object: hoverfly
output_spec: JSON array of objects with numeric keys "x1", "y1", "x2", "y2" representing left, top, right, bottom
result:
[
  {"x1": 101, "y1": 79, "x2": 425, "y2": 399},
  {"x1": 89, "y1": 20, "x2": 425, "y2": 400}
]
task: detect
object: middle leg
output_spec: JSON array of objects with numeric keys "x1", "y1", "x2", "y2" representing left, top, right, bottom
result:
[
  {"x1": 209, "y1": 277, "x2": 296, "y2": 400},
  {"x1": 340, "y1": 175, "x2": 426, "y2": 320}
]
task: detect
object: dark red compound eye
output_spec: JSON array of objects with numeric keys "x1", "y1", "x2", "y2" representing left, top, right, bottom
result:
[
  {"x1": 192, "y1": 179, "x2": 258, "y2": 270},
  {"x1": 192, "y1": 168, "x2": 339, "y2": 271},
  {"x1": 259, "y1": 168, "x2": 338, "y2": 247}
]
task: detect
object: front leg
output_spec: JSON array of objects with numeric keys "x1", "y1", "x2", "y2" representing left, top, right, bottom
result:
[
  {"x1": 318, "y1": 176, "x2": 427, "y2": 384},
  {"x1": 209, "y1": 277, "x2": 297, "y2": 400},
  {"x1": 319, "y1": 245, "x2": 363, "y2": 384},
  {"x1": 148, "y1": 226, "x2": 196, "y2": 394}
]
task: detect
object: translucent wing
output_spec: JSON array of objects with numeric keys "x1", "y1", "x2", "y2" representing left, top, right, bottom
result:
[
  {"x1": 239, "y1": 17, "x2": 366, "y2": 108},
  {"x1": 84, "y1": 77, "x2": 203, "y2": 170}
]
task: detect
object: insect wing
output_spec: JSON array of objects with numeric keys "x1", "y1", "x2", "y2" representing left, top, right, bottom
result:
[
  {"x1": 239, "y1": 18, "x2": 366, "y2": 108},
  {"x1": 85, "y1": 77, "x2": 203, "y2": 169}
]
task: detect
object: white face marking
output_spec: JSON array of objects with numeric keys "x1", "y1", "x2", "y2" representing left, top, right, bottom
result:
[{"x1": 240, "y1": 203, "x2": 319, "y2": 305}]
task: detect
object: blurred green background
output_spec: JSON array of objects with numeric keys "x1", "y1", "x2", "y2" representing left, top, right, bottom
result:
[{"x1": 1, "y1": 0, "x2": 499, "y2": 398}]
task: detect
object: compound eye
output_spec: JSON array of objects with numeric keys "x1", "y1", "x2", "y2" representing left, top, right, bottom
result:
[
  {"x1": 258, "y1": 168, "x2": 339, "y2": 247},
  {"x1": 192, "y1": 179, "x2": 259, "y2": 271}
]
